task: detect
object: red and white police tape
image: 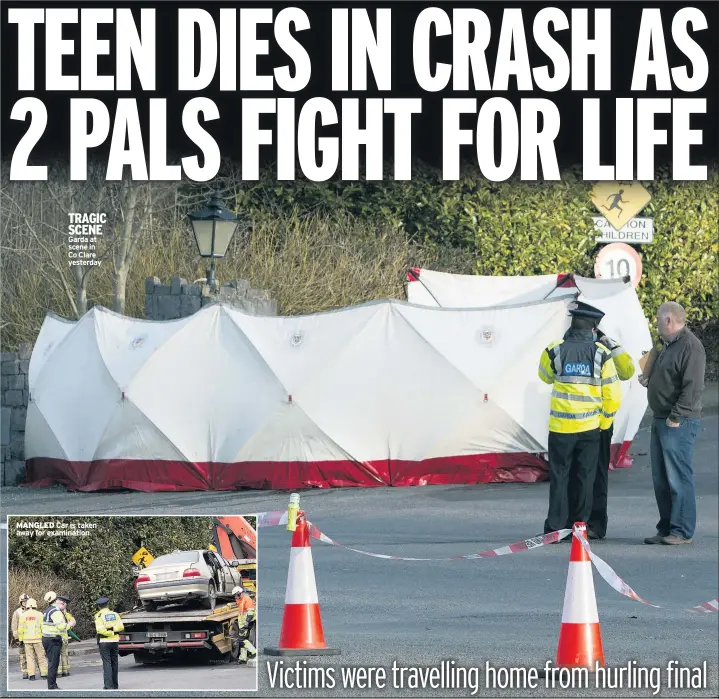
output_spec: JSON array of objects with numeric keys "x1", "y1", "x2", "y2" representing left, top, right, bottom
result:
[
  {"x1": 574, "y1": 532, "x2": 719, "y2": 615},
  {"x1": 255, "y1": 510, "x2": 717, "y2": 614},
  {"x1": 306, "y1": 523, "x2": 571, "y2": 561}
]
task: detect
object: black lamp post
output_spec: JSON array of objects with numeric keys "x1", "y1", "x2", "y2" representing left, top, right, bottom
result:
[{"x1": 188, "y1": 190, "x2": 240, "y2": 292}]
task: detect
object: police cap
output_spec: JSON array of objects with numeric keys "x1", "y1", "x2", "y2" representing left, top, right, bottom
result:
[
  {"x1": 96, "y1": 596, "x2": 110, "y2": 607},
  {"x1": 56, "y1": 595, "x2": 71, "y2": 603},
  {"x1": 569, "y1": 301, "x2": 605, "y2": 322}
]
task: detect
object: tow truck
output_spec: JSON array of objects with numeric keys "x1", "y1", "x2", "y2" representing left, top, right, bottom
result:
[
  {"x1": 118, "y1": 602, "x2": 250, "y2": 663},
  {"x1": 211, "y1": 516, "x2": 257, "y2": 594},
  {"x1": 119, "y1": 516, "x2": 257, "y2": 664}
]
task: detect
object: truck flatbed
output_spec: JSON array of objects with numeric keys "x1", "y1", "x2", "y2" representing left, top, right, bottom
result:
[
  {"x1": 121, "y1": 603, "x2": 238, "y2": 624},
  {"x1": 119, "y1": 602, "x2": 242, "y2": 662}
]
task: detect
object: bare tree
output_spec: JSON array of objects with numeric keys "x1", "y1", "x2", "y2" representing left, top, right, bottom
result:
[
  {"x1": 108, "y1": 178, "x2": 176, "y2": 314},
  {"x1": 44, "y1": 163, "x2": 109, "y2": 316}
]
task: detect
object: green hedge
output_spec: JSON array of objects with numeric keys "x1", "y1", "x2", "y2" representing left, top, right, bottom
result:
[
  {"x1": 8, "y1": 516, "x2": 220, "y2": 636},
  {"x1": 236, "y1": 165, "x2": 719, "y2": 331}
]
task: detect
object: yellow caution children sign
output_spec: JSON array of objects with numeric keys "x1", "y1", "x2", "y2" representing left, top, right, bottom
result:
[
  {"x1": 590, "y1": 182, "x2": 651, "y2": 231},
  {"x1": 131, "y1": 547, "x2": 154, "y2": 567}
]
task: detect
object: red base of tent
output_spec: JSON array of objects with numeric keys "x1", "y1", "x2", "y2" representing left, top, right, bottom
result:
[
  {"x1": 22, "y1": 453, "x2": 550, "y2": 492},
  {"x1": 21, "y1": 442, "x2": 633, "y2": 492},
  {"x1": 610, "y1": 441, "x2": 633, "y2": 469}
]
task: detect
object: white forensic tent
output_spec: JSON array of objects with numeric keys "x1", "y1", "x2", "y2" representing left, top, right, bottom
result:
[
  {"x1": 24, "y1": 296, "x2": 588, "y2": 492},
  {"x1": 406, "y1": 268, "x2": 654, "y2": 467}
]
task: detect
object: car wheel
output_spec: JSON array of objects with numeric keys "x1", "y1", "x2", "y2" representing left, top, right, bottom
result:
[{"x1": 202, "y1": 581, "x2": 217, "y2": 610}]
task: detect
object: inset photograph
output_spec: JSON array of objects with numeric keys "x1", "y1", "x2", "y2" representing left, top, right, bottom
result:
[{"x1": 7, "y1": 515, "x2": 257, "y2": 692}]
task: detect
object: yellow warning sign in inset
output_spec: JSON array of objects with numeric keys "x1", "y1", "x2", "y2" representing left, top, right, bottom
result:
[
  {"x1": 590, "y1": 182, "x2": 651, "y2": 231},
  {"x1": 132, "y1": 546, "x2": 154, "y2": 567}
]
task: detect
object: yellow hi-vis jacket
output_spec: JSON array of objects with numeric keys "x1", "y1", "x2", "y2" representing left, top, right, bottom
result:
[
  {"x1": 60, "y1": 611, "x2": 75, "y2": 641},
  {"x1": 539, "y1": 334, "x2": 622, "y2": 433},
  {"x1": 19, "y1": 609, "x2": 44, "y2": 643},
  {"x1": 95, "y1": 607, "x2": 124, "y2": 642},
  {"x1": 597, "y1": 333, "x2": 635, "y2": 381},
  {"x1": 11, "y1": 607, "x2": 23, "y2": 639},
  {"x1": 41, "y1": 606, "x2": 68, "y2": 638}
]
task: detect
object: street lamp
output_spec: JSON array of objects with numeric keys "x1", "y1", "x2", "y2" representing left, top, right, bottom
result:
[{"x1": 188, "y1": 190, "x2": 240, "y2": 291}]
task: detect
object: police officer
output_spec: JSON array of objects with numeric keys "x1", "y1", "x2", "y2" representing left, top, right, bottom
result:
[
  {"x1": 95, "y1": 597, "x2": 124, "y2": 690},
  {"x1": 231, "y1": 586, "x2": 257, "y2": 664},
  {"x1": 588, "y1": 324, "x2": 635, "y2": 538},
  {"x1": 41, "y1": 593, "x2": 69, "y2": 690},
  {"x1": 539, "y1": 301, "x2": 622, "y2": 535}
]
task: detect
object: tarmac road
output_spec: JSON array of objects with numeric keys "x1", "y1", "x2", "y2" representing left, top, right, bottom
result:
[
  {"x1": 2, "y1": 413, "x2": 718, "y2": 697},
  {"x1": 5, "y1": 653, "x2": 257, "y2": 691}
]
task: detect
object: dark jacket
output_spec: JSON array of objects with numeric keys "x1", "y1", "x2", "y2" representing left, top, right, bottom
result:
[{"x1": 647, "y1": 327, "x2": 706, "y2": 421}]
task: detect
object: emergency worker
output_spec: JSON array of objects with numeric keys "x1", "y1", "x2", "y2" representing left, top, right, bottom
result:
[
  {"x1": 539, "y1": 301, "x2": 622, "y2": 535},
  {"x1": 12, "y1": 594, "x2": 29, "y2": 679},
  {"x1": 588, "y1": 325, "x2": 635, "y2": 538},
  {"x1": 18, "y1": 598, "x2": 48, "y2": 681},
  {"x1": 41, "y1": 593, "x2": 69, "y2": 689},
  {"x1": 232, "y1": 586, "x2": 257, "y2": 664},
  {"x1": 59, "y1": 603, "x2": 77, "y2": 676},
  {"x1": 94, "y1": 596, "x2": 124, "y2": 690}
]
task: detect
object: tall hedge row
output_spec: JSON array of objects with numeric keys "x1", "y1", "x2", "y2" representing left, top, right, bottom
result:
[
  {"x1": 236, "y1": 165, "x2": 719, "y2": 329},
  {"x1": 8, "y1": 516, "x2": 216, "y2": 636}
]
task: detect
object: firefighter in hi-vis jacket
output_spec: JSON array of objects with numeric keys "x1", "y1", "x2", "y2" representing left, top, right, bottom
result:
[
  {"x1": 539, "y1": 301, "x2": 622, "y2": 537},
  {"x1": 18, "y1": 599, "x2": 48, "y2": 681},
  {"x1": 232, "y1": 586, "x2": 257, "y2": 664},
  {"x1": 11, "y1": 594, "x2": 29, "y2": 679}
]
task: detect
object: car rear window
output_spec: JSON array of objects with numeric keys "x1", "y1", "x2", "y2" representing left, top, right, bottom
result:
[{"x1": 149, "y1": 551, "x2": 199, "y2": 567}]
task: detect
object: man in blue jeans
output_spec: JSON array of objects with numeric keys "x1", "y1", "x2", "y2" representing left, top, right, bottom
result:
[{"x1": 640, "y1": 302, "x2": 706, "y2": 545}]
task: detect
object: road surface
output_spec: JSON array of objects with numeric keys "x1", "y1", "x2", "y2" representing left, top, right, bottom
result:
[
  {"x1": 2, "y1": 416, "x2": 717, "y2": 697},
  {"x1": 6, "y1": 652, "x2": 257, "y2": 691}
]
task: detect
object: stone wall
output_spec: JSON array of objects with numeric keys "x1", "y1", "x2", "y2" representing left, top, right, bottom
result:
[
  {"x1": 1, "y1": 345, "x2": 31, "y2": 485},
  {"x1": 0, "y1": 278, "x2": 277, "y2": 486},
  {"x1": 144, "y1": 277, "x2": 277, "y2": 320}
]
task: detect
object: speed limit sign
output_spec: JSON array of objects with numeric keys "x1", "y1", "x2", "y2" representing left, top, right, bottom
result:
[{"x1": 594, "y1": 243, "x2": 643, "y2": 288}]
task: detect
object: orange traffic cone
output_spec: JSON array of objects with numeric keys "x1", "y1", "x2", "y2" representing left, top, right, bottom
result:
[
  {"x1": 554, "y1": 522, "x2": 605, "y2": 670},
  {"x1": 264, "y1": 516, "x2": 340, "y2": 656}
]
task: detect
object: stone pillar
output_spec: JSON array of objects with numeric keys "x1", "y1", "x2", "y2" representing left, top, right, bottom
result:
[{"x1": 1, "y1": 344, "x2": 31, "y2": 485}]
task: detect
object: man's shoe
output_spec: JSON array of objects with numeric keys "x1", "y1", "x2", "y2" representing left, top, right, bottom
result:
[
  {"x1": 587, "y1": 530, "x2": 602, "y2": 540},
  {"x1": 661, "y1": 535, "x2": 692, "y2": 545},
  {"x1": 643, "y1": 534, "x2": 666, "y2": 544},
  {"x1": 28, "y1": 676, "x2": 35, "y2": 681},
  {"x1": 22, "y1": 674, "x2": 28, "y2": 680}
]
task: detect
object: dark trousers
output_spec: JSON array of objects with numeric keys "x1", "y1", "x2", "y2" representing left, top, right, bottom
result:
[
  {"x1": 42, "y1": 636, "x2": 62, "y2": 688},
  {"x1": 587, "y1": 426, "x2": 613, "y2": 538},
  {"x1": 650, "y1": 417, "x2": 700, "y2": 539},
  {"x1": 544, "y1": 429, "x2": 600, "y2": 533},
  {"x1": 99, "y1": 642, "x2": 119, "y2": 689}
]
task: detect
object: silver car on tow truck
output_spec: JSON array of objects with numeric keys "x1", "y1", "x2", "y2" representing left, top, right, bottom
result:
[{"x1": 135, "y1": 549, "x2": 243, "y2": 611}]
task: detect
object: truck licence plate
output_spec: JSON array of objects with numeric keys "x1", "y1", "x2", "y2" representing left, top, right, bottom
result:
[{"x1": 147, "y1": 632, "x2": 167, "y2": 639}]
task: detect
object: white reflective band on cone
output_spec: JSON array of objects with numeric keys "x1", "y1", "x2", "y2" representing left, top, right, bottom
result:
[
  {"x1": 561, "y1": 562, "x2": 600, "y2": 624},
  {"x1": 285, "y1": 548, "x2": 320, "y2": 604}
]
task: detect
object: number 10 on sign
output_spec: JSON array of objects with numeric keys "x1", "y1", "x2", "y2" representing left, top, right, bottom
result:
[{"x1": 594, "y1": 243, "x2": 643, "y2": 289}]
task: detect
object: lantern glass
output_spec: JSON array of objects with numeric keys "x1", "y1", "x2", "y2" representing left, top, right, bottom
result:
[{"x1": 190, "y1": 218, "x2": 238, "y2": 258}]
